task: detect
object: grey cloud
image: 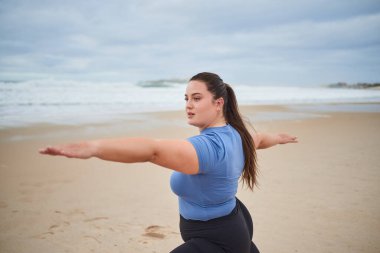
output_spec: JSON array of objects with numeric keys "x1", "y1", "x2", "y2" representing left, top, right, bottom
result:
[{"x1": 0, "y1": 0, "x2": 379, "y2": 84}]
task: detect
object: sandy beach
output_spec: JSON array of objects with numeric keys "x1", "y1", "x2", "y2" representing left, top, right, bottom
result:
[{"x1": 0, "y1": 104, "x2": 379, "y2": 253}]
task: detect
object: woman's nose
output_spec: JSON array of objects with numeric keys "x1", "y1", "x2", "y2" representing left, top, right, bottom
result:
[{"x1": 186, "y1": 99, "x2": 193, "y2": 109}]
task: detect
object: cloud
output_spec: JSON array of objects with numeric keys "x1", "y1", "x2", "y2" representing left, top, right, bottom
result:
[{"x1": 0, "y1": 0, "x2": 379, "y2": 84}]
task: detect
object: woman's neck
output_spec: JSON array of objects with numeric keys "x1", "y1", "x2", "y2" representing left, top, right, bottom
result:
[{"x1": 199, "y1": 117, "x2": 227, "y2": 132}]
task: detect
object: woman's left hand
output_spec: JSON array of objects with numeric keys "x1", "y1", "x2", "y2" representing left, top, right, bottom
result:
[{"x1": 278, "y1": 133, "x2": 298, "y2": 144}]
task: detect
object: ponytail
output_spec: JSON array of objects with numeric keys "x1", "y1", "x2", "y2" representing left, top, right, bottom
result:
[{"x1": 225, "y1": 84, "x2": 258, "y2": 190}]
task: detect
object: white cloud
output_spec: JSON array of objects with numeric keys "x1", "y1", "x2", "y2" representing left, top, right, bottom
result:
[{"x1": 0, "y1": 0, "x2": 379, "y2": 84}]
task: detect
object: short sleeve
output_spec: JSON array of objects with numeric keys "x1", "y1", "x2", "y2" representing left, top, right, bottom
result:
[{"x1": 187, "y1": 134, "x2": 220, "y2": 174}]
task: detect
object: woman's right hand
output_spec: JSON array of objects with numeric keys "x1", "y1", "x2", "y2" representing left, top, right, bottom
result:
[{"x1": 39, "y1": 141, "x2": 96, "y2": 159}]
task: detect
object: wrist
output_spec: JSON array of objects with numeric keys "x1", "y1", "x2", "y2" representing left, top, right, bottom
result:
[
  {"x1": 276, "y1": 134, "x2": 281, "y2": 145},
  {"x1": 88, "y1": 140, "x2": 100, "y2": 158}
]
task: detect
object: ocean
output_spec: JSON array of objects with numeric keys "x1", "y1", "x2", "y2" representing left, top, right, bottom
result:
[{"x1": 1, "y1": 79, "x2": 380, "y2": 129}]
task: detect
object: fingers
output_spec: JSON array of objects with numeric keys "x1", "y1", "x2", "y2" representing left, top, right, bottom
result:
[
  {"x1": 39, "y1": 144, "x2": 89, "y2": 159},
  {"x1": 39, "y1": 146, "x2": 66, "y2": 156},
  {"x1": 279, "y1": 134, "x2": 298, "y2": 144},
  {"x1": 39, "y1": 146, "x2": 53, "y2": 155},
  {"x1": 284, "y1": 137, "x2": 298, "y2": 143}
]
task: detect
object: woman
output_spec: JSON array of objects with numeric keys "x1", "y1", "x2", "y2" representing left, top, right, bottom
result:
[{"x1": 40, "y1": 72, "x2": 297, "y2": 252}]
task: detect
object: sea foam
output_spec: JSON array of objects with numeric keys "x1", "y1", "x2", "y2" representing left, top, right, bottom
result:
[{"x1": 1, "y1": 79, "x2": 380, "y2": 128}]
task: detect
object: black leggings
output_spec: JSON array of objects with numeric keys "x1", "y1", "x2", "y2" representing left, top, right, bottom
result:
[{"x1": 170, "y1": 198, "x2": 260, "y2": 253}]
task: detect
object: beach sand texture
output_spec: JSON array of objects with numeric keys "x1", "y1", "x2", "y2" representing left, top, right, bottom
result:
[{"x1": 0, "y1": 104, "x2": 379, "y2": 253}]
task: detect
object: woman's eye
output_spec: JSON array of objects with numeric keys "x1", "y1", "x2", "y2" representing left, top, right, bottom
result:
[{"x1": 184, "y1": 97, "x2": 201, "y2": 102}]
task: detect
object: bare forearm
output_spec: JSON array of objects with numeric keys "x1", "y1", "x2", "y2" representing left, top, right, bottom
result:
[
  {"x1": 90, "y1": 138, "x2": 157, "y2": 163},
  {"x1": 255, "y1": 132, "x2": 298, "y2": 149},
  {"x1": 256, "y1": 133, "x2": 280, "y2": 149}
]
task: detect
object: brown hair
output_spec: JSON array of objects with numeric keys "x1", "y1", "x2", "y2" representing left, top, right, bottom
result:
[{"x1": 190, "y1": 72, "x2": 258, "y2": 190}]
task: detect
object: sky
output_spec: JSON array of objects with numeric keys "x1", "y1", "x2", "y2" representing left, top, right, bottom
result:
[{"x1": 0, "y1": 0, "x2": 379, "y2": 86}]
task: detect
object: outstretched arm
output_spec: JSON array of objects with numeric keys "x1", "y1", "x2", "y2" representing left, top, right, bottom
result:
[
  {"x1": 252, "y1": 132, "x2": 298, "y2": 149},
  {"x1": 39, "y1": 138, "x2": 199, "y2": 174}
]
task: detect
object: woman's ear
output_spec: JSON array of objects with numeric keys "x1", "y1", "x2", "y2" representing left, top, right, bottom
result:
[{"x1": 216, "y1": 98, "x2": 225, "y2": 110}]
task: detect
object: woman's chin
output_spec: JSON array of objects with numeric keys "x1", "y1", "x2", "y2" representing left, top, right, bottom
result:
[{"x1": 187, "y1": 119, "x2": 198, "y2": 127}]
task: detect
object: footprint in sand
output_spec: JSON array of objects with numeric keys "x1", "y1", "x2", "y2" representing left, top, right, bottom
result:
[
  {"x1": 143, "y1": 225, "x2": 166, "y2": 239},
  {"x1": 0, "y1": 201, "x2": 7, "y2": 208},
  {"x1": 83, "y1": 235, "x2": 102, "y2": 244},
  {"x1": 83, "y1": 217, "x2": 109, "y2": 223}
]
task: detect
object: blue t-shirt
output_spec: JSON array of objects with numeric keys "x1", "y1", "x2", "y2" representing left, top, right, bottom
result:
[{"x1": 170, "y1": 124, "x2": 245, "y2": 221}]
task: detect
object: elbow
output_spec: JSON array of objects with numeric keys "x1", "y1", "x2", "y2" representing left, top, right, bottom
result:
[
  {"x1": 148, "y1": 140, "x2": 160, "y2": 163},
  {"x1": 149, "y1": 152, "x2": 158, "y2": 163}
]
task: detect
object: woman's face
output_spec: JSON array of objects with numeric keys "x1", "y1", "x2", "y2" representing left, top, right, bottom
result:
[{"x1": 185, "y1": 80, "x2": 223, "y2": 130}]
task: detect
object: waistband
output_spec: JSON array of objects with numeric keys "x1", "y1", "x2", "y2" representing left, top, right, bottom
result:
[{"x1": 180, "y1": 200, "x2": 239, "y2": 224}]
